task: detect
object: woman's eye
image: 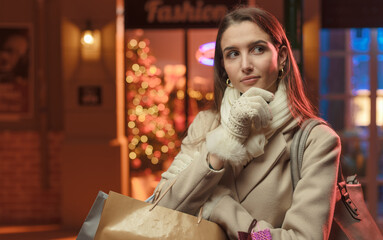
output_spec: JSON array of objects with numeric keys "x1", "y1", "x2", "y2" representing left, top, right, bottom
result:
[
  {"x1": 226, "y1": 51, "x2": 238, "y2": 58},
  {"x1": 251, "y1": 46, "x2": 264, "y2": 54}
]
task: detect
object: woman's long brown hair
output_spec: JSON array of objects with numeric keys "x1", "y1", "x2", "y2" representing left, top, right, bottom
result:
[{"x1": 212, "y1": 7, "x2": 318, "y2": 123}]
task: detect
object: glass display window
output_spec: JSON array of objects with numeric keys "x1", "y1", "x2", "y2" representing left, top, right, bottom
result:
[
  {"x1": 125, "y1": 28, "x2": 217, "y2": 200},
  {"x1": 320, "y1": 28, "x2": 383, "y2": 221}
]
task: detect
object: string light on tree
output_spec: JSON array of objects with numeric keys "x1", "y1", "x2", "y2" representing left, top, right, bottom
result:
[{"x1": 126, "y1": 32, "x2": 182, "y2": 173}]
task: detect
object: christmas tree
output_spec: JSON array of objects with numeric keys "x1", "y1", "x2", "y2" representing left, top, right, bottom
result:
[{"x1": 125, "y1": 32, "x2": 184, "y2": 173}]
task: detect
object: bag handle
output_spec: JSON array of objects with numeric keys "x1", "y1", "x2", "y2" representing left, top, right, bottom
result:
[
  {"x1": 247, "y1": 219, "x2": 258, "y2": 233},
  {"x1": 149, "y1": 176, "x2": 205, "y2": 223},
  {"x1": 150, "y1": 176, "x2": 178, "y2": 211},
  {"x1": 290, "y1": 119, "x2": 348, "y2": 189},
  {"x1": 153, "y1": 180, "x2": 167, "y2": 202},
  {"x1": 290, "y1": 118, "x2": 360, "y2": 220},
  {"x1": 290, "y1": 119, "x2": 326, "y2": 190}
]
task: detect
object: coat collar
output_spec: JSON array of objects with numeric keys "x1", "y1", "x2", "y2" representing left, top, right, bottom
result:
[
  {"x1": 235, "y1": 131, "x2": 287, "y2": 202},
  {"x1": 235, "y1": 118, "x2": 298, "y2": 202}
]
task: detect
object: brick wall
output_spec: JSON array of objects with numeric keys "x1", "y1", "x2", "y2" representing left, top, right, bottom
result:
[{"x1": 0, "y1": 131, "x2": 63, "y2": 224}]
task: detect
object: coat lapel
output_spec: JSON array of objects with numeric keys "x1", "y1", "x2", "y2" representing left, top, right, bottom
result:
[{"x1": 236, "y1": 131, "x2": 287, "y2": 202}]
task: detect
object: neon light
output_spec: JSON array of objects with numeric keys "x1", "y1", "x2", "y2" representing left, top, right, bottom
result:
[
  {"x1": 196, "y1": 41, "x2": 215, "y2": 66},
  {"x1": 200, "y1": 58, "x2": 214, "y2": 66},
  {"x1": 200, "y1": 42, "x2": 215, "y2": 52}
]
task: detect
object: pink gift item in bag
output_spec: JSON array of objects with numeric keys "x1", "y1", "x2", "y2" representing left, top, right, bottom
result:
[{"x1": 251, "y1": 229, "x2": 272, "y2": 240}]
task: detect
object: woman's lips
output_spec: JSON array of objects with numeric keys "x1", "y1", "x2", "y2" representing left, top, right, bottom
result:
[{"x1": 240, "y1": 76, "x2": 260, "y2": 85}]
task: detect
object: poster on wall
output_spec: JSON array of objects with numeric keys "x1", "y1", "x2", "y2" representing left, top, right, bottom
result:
[{"x1": 0, "y1": 24, "x2": 33, "y2": 121}]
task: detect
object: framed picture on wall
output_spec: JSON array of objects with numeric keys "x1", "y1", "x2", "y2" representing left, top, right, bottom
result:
[{"x1": 0, "y1": 24, "x2": 34, "y2": 121}]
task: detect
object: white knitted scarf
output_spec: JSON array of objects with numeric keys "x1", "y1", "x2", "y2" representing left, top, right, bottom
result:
[
  {"x1": 161, "y1": 80, "x2": 293, "y2": 180},
  {"x1": 220, "y1": 80, "x2": 292, "y2": 162}
]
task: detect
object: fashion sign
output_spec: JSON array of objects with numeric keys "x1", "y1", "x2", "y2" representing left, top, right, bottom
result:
[{"x1": 125, "y1": 0, "x2": 247, "y2": 29}]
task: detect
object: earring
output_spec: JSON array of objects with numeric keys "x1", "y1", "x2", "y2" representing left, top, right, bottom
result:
[
  {"x1": 278, "y1": 68, "x2": 284, "y2": 80},
  {"x1": 226, "y1": 78, "x2": 234, "y2": 88}
]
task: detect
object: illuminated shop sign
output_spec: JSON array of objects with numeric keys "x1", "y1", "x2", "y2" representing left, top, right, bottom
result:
[
  {"x1": 196, "y1": 42, "x2": 215, "y2": 66},
  {"x1": 125, "y1": 0, "x2": 247, "y2": 29}
]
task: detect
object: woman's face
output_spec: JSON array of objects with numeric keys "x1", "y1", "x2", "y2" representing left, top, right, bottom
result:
[{"x1": 221, "y1": 21, "x2": 286, "y2": 93}]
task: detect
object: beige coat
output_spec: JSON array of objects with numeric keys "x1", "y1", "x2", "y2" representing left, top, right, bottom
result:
[{"x1": 155, "y1": 110, "x2": 341, "y2": 240}]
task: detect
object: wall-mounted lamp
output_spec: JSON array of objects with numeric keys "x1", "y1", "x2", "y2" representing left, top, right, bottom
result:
[
  {"x1": 81, "y1": 20, "x2": 95, "y2": 46},
  {"x1": 81, "y1": 20, "x2": 101, "y2": 60},
  {"x1": 82, "y1": 30, "x2": 95, "y2": 45}
]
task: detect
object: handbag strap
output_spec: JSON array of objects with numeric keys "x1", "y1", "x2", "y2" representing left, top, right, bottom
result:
[
  {"x1": 290, "y1": 119, "x2": 326, "y2": 190},
  {"x1": 290, "y1": 119, "x2": 361, "y2": 220},
  {"x1": 290, "y1": 119, "x2": 349, "y2": 189}
]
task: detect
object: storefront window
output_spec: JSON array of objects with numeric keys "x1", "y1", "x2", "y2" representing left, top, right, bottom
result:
[
  {"x1": 125, "y1": 28, "x2": 216, "y2": 199},
  {"x1": 320, "y1": 28, "x2": 383, "y2": 220}
]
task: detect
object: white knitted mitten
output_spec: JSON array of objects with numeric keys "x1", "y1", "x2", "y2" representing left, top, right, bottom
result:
[
  {"x1": 206, "y1": 87, "x2": 274, "y2": 164},
  {"x1": 224, "y1": 87, "x2": 274, "y2": 142}
]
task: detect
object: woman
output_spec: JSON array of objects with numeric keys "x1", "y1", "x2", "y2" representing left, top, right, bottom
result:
[{"x1": 153, "y1": 6, "x2": 341, "y2": 240}]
